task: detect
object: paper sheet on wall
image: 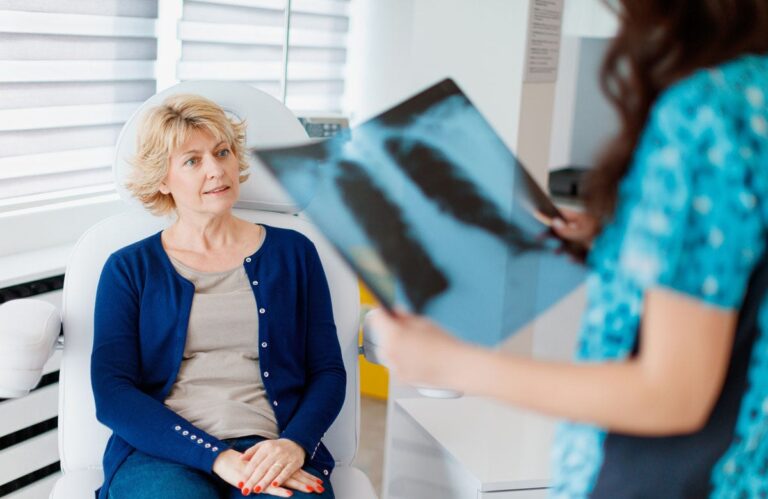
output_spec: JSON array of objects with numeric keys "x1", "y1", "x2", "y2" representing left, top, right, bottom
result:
[{"x1": 524, "y1": 0, "x2": 564, "y2": 83}]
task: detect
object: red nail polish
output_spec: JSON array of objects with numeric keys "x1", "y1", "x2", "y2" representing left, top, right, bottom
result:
[
  {"x1": 242, "y1": 488, "x2": 250, "y2": 496},
  {"x1": 254, "y1": 485, "x2": 262, "y2": 493},
  {"x1": 317, "y1": 485, "x2": 325, "y2": 493},
  {"x1": 316, "y1": 479, "x2": 323, "y2": 484},
  {"x1": 238, "y1": 482, "x2": 244, "y2": 489},
  {"x1": 286, "y1": 492, "x2": 293, "y2": 497},
  {"x1": 272, "y1": 481, "x2": 279, "y2": 487},
  {"x1": 307, "y1": 485, "x2": 315, "y2": 492}
]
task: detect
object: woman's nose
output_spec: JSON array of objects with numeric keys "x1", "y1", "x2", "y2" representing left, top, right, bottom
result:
[{"x1": 203, "y1": 154, "x2": 225, "y2": 177}]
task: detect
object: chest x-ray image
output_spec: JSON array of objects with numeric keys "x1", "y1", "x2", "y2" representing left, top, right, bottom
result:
[{"x1": 252, "y1": 79, "x2": 585, "y2": 346}]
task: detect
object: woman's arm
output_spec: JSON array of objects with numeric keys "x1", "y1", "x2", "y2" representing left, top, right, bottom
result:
[
  {"x1": 92, "y1": 254, "x2": 235, "y2": 477},
  {"x1": 373, "y1": 287, "x2": 737, "y2": 436},
  {"x1": 279, "y1": 243, "x2": 347, "y2": 453}
]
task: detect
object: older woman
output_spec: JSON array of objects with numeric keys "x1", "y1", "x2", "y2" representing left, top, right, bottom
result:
[{"x1": 91, "y1": 94, "x2": 344, "y2": 498}]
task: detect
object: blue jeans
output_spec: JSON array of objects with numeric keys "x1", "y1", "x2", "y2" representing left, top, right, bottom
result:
[{"x1": 109, "y1": 436, "x2": 334, "y2": 499}]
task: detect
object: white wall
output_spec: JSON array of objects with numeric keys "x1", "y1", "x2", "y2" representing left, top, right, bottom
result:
[
  {"x1": 548, "y1": 0, "x2": 618, "y2": 171},
  {"x1": 347, "y1": 0, "x2": 530, "y2": 153}
]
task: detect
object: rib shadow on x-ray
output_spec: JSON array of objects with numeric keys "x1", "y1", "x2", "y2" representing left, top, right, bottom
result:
[
  {"x1": 335, "y1": 160, "x2": 449, "y2": 312},
  {"x1": 384, "y1": 137, "x2": 544, "y2": 255}
]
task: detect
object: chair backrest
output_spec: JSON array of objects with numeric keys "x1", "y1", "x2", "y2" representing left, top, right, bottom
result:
[{"x1": 58, "y1": 82, "x2": 361, "y2": 474}]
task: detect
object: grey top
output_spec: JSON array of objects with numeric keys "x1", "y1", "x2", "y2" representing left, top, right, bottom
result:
[{"x1": 164, "y1": 256, "x2": 279, "y2": 440}]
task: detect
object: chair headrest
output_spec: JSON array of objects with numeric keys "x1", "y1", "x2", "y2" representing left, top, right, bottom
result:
[{"x1": 114, "y1": 81, "x2": 309, "y2": 214}]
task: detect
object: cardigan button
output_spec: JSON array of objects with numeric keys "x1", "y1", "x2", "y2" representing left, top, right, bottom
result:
[
  {"x1": 212, "y1": 447, "x2": 219, "y2": 452},
  {"x1": 182, "y1": 430, "x2": 189, "y2": 436},
  {"x1": 197, "y1": 438, "x2": 204, "y2": 444},
  {"x1": 323, "y1": 469, "x2": 329, "y2": 476},
  {"x1": 245, "y1": 257, "x2": 251, "y2": 263},
  {"x1": 259, "y1": 308, "x2": 266, "y2": 314},
  {"x1": 252, "y1": 280, "x2": 259, "y2": 286},
  {"x1": 263, "y1": 371, "x2": 270, "y2": 378},
  {"x1": 205, "y1": 443, "x2": 211, "y2": 449},
  {"x1": 261, "y1": 341, "x2": 268, "y2": 348},
  {"x1": 174, "y1": 425, "x2": 181, "y2": 431},
  {"x1": 273, "y1": 400, "x2": 278, "y2": 406}
]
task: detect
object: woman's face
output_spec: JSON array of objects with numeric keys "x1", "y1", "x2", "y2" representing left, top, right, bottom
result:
[{"x1": 161, "y1": 127, "x2": 241, "y2": 219}]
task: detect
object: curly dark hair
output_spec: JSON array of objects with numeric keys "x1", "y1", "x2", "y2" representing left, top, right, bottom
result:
[{"x1": 583, "y1": 0, "x2": 768, "y2": 220}]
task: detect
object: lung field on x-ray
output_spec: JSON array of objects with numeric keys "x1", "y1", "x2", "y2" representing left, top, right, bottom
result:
[
  {"x1": 384, "y1": 137, "x2": 543, "y2": 254},
  {"x1": 335, "y1": 160, "x2": 449, "y2": 312}
]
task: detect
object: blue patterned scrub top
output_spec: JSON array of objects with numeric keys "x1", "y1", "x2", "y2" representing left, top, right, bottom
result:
[{"x1": 550, "y1": 54, "x2": 768, "y2": 498}]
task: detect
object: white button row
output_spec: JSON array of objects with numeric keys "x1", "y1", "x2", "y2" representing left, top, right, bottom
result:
[
  {"x1": 245, "y1": 257, "x2": 252, "y2": 263},
  {"x1": 173, "y1": 425, "x2": 218, "y2": 452}
]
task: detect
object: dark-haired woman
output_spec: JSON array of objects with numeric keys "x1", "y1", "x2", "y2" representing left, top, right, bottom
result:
[{"x1": 370, "y1": 1, "x2": 768, "y2": 497}]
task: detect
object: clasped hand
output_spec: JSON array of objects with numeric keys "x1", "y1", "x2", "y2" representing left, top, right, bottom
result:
[{"x1": 213, "y1": 438, "x2": 324, "y2": 496}]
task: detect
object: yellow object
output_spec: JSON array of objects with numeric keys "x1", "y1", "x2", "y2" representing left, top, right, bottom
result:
[{"x1": 358, "y1": 282, "x2": 389, "y2": 400}]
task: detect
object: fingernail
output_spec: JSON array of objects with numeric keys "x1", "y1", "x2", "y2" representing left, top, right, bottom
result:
[
  {"x1": 242, "y1": 488, "x2": 250, "y2": 496},
  {"x1": 306, "y1": 485, "x2": 315, "y2": 492},
  {"x1": 238, "y1": 482, "x2": 244, "y2": 489},
  {"x1": 286, "y1": 492, "x2": 293, "y2": 497},
  {"x1": 272, "y1": 481, "x2": 279, "y2": 487},
  {"x1": 316, "y1": 479, "x2": 323, "y2": 484},
  {"x1": 254, "y1": 485, "x2": 262, "y2": 493},
  {"x1": 317, "y1": 485, "x2": 325, "y2": 493}
]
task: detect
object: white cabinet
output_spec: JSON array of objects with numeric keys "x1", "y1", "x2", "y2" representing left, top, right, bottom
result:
[
  {"x1": 384, "y1": 396, "x2": 555, "y2": 499},
  {"x1": 480, "y1": 490, "x2": 547, "y2": 499}
]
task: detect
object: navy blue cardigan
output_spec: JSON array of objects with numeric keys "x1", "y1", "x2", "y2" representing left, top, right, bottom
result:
[{"x1": 91, "y1": 225, "x2": 346, "y2": 498}]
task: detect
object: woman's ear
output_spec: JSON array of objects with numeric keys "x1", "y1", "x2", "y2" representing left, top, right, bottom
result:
[{"x1": 159, "y1": 180, "x2": 170, "y2": 195}]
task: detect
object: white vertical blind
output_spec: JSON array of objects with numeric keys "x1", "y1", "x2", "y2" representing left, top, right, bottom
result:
[
  {"x1": 178, "y1": 0, "x2": 350, "y2": 114},
  {"x1": 0, "y1": 0, "x2": 351, "y2": 254},
  {"x1": 0, "y1": 0, "x2": 158, "y2": 211},
  {"x1": 286, "y1": 0, "x2": 349, "y2": 113}
]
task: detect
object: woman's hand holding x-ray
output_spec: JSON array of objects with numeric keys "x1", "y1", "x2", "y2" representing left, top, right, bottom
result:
[
  {"x1": 551, "y1": 207, "x2": 599, "y2": 250},
  {"x1": 369, "y1": 309, "x2": 471, "y2": 388}
]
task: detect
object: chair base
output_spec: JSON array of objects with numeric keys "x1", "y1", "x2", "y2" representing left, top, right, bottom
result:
[
  {"x1": 330, "y1": 466, "x2": 378, "y2": 499},
  {"x1": 49, "y1": 469, "x2": 102, "y2": 499}
]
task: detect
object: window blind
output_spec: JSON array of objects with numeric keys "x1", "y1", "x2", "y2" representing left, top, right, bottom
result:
[
  {"x1": 0, "y1": 0, "x2": 158, "y2": 213},
  {"x1": 178, "y1": 0, "x2": 350, "y2": 115}
]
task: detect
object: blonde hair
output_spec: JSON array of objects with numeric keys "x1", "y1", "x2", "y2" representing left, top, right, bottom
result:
[{"x1": 126, "y1": 94, "x2": 249, "y2": 215}]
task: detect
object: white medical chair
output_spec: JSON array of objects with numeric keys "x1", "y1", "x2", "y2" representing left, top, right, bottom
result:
[{"x1": 0, "y1": 81, "x2": 377, "y2": 499}]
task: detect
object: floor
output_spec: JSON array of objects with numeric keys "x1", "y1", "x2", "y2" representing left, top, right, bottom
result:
[{"x1": 351, "y1": 396, "x2": 387, "y2": 497}]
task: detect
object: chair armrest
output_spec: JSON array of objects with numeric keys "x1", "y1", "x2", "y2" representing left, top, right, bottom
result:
[
  {"x1": 361, "y1": 309, "x2": 387, "y2": 367},
  {"x1": 0, "y1": 299, "x2": 61, "y2": 398}
]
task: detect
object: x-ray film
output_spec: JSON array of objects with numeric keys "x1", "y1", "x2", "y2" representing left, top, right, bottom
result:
[{"x1": 252, "y1": 78, "x2": 586, "y2": 346}]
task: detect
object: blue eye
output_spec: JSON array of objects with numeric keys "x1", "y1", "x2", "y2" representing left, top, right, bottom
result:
[
  {"x1": 184, "y1": 158, "x2": 197, "y2": 167},
  {"x1": 217, "y1": 148, "x2": 230, "y2": 158}
]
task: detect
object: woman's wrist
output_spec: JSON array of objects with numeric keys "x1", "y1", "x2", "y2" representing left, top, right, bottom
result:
[
  {"x1": 281, "y1": 438, "x2": 307, "y2": 462},
  {"x1": 212, "y1": 449, "x2": 238, "y2": 475}
]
